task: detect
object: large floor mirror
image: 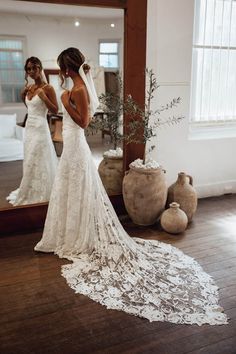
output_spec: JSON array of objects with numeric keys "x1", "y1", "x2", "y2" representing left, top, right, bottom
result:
[{"x1": 0, "y1": 0, "x2": 147, "y2": 234}]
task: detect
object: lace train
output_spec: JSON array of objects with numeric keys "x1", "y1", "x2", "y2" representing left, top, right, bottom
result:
[
  {"x1": 35, "y1": 109, "x2": 228, "y2": 326},
  {"x1": 60, "y1": 237, "x2": 227, "y2": 325}
]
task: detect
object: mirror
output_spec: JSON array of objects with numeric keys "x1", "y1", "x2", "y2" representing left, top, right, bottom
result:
[
  {"x1": 0, "y1": 0, "x2": 124, "y2": 209},
  {"x1": 0, "y1": 0, "x2": 147, "y2": 234}
]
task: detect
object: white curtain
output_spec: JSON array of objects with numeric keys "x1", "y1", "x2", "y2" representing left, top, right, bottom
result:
[{"x1": 190, "y1": 0, "x2": 236, "y2": 124}]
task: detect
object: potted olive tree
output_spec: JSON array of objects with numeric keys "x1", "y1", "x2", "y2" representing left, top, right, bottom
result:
[{"x1": 123, "y1": 69, "x2": 183, "y2": 225}]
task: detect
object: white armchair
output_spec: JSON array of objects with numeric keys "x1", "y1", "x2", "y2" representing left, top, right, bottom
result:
[{"x1": 0, "y1": 114, "x2": 24, "y2": 162}]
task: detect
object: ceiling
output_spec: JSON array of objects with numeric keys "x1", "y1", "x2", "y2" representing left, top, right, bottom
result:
[{"x1": 0, "y1": 0, "x2": 123, "y2": 19}]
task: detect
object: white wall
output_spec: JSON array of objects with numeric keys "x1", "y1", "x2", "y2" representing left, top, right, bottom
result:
[
  {"x1": 0, "y1": 12, "x2": 123, "y2": 122},
  {"x1": 147, "y1": 0, "x2": 236, "y2": 198}
]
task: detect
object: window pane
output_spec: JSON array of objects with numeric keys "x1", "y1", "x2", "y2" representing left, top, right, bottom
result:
[
  {"x1": 100, "y1": 42, "x2": 118, "y2": 53},
  {"x1": 99, "y1": 54, "x2": 118, "y2": 68},
  {"x1": 14, "y1": 87, "x2": 23, "y2": 103},
  {"x1": 0, "y1": 39, "x2": 22, "y2": 50},
  {"x1": 2, "y1": 86, "x2": 13, "y2": 103},
  {"x1": 0, "y1": 37, "x2": 25, "y2": 103},
  {"x1": 191, "y1": 0, "x2": 236, "y2": 123}
]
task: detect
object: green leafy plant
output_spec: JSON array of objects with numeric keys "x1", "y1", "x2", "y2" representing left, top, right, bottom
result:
[{"x1": 124, "y1": 69, "x2": 184, "y2": 164}]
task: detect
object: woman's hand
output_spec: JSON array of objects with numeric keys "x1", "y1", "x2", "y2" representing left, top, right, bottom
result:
[{"x1": 61, "y1": 90, "x2": 70, "y2": 108}]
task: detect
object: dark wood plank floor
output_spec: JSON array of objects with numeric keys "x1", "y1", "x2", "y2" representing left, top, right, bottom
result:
[
  {"x1": 0, "y1": 195, "x2": 236, "y2": 354},
  {"x1": 0, "y1": 161, "x2": 23, "y2": 209}
]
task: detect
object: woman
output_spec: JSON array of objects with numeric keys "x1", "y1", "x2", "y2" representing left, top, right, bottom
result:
[
  {"x1": 35, "y1": 48, "x2": 227, "y2": 326},
  {"x1": 7, "y1": 57, "x2": 58, "y2": 206}
]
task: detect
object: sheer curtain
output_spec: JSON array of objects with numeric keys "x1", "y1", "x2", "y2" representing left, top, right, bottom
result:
[
  {"x1": 190, "y1": 0, "x2": 236, "y2": 124},
  {"x1": 0, "y1": 36, "x2": 25, "y2": 104}
]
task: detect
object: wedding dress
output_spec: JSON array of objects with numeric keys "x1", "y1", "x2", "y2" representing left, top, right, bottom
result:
[
  {"x1": 7, "y1": 93, "x2": 58, "y2": 206},
  {"x1": 35, "y1": 106, "x2": 227, "y2": 326}
]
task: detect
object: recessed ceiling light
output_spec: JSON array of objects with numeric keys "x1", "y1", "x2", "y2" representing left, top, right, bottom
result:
[
  {"x1": 75, "y1": 21, "x2": 80, "y2": 27},
  {"x1": 110, "y1": 23, "x2": 115, "y2": 28}
]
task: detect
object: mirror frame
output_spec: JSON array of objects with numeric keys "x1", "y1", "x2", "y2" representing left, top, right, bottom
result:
[{"x1": 0, "y1": 0, "x2": 147, "y2": 234}]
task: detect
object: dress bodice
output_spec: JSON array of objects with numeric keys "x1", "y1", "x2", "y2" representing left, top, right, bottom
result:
[
  {"x1": 62, "y1": 105, "x2": 85, "y2": 138},
  {"x1": 26, "y1": 95, "x2": 48, "y2": 119}
]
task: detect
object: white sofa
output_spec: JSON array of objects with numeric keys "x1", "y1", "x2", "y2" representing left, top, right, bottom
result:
[{"x1": 0, "y1": 114, "x2": 24, "y2": 162}]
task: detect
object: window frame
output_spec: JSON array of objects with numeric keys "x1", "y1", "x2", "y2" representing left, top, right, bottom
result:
[
  {"x1": 98, "y1": 39, "x2": 120, "y2": 71},
  {"x1": 189, "y1": 0, "x2": 236, "y2": 130}
]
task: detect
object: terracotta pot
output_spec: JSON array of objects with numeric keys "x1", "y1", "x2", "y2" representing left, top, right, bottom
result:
[
  {"x1": 122, "y1": 165, "x2": 167, "y2": 226},
  {"x1": 160, "y1": 202, "x2": 188, "y2": 234},
  {"x1": 98, "y1": 156, "x2": 123, "y2": 195},
  {"x1": 167, "y1": 172, "x2": 197, "y2": 222}
]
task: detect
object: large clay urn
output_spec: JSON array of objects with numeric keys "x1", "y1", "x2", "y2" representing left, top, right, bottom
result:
[
  {"x1": 122, "y1": 165, "x2": 167, "y2": 226},
  {"x1": 167, "y1": 172, "x2": 197, "y2": 222},
  {"x1": 98, "y1": 156, "x2": 123, "y2": 195},
  {"x1": 160, "y1": 202, "x2": 188, "y2": 234}
]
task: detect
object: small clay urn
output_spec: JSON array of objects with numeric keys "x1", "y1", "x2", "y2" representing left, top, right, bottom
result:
[
  {"x1": 160, "y1": 202, "x2": 188, "y2": 234},
  {"x1": 167, "y1": 172, "x2": 197, "y2": 222}
]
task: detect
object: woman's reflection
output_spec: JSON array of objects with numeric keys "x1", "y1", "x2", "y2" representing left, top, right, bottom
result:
[{"x1": 7, "y1": 57, "x2": 58, "y2": 206}]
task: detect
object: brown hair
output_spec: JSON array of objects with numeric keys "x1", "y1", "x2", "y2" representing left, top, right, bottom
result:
[
  {"x1": 57, "y1": 47, "x2": 90, "y2": 86},
  {"x1": 24, "y1": 56, "x2": 43, "y2": 86}
]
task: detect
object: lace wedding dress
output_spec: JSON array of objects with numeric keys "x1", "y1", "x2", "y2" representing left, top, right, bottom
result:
[
  {"x1": 35, "y1": 108, "x2": 227, "y2": 326},
  {"x1": 7, "y1": 94, "x2": 58, "y2": 206}
]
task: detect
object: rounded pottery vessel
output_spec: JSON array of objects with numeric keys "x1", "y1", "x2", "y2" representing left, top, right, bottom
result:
[
  {"x1": 167, "y1": 172, "x2": 198, "y2": 222},
  {"x1": 160, "y1": 202, "x2": 188, "y2": 234},
  {"x1": 98, "y1": 155, "x2": 123, "y2": 195},
  {"x1": 122, "y1": 164, "x2": 167, "y2": 226}
]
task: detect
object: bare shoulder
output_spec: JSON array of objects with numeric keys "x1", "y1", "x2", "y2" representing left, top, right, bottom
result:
[
  {"x1": 72, "y1": 85, "x2": 89, "y2": 100},
  {"x1": 43, "y1": 84, "x2": 55, "y2": 93},
  {"x1": 72, "y1": 85, "x2": 87, "y2": 94}
]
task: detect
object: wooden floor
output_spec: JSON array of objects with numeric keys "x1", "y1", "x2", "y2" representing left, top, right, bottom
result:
[
  {"x1": 0, "y1": 160, "x2": 23, "y2": 209},
  {"x1": 0, "y1": 195, "x2": 236, "y2": 354}
]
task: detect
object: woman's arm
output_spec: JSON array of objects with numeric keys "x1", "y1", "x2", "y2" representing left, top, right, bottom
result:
[
  {"x1": 61, "y1": 86, "x2": 90, "y2": 129},
  {"x1": 37, "y1": 85, "x2": 58, "y2": 114}
]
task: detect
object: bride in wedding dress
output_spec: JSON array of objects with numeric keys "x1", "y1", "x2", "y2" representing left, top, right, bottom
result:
[
  {"x1": 7, "y1": 57, "x2": 58, "y2": 206},
  {"x1": 35, "y1": 48, "x2": 227, "y2": 326}
]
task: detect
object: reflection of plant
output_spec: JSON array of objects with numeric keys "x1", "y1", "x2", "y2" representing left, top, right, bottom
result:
[
  {"x1": 125, "y1": 69, "x2": 184, "y2": 164},
  {"x1": 98, "y1": 74, "x2": 123, "y2": 150},
  {"x1": 85, "y1": 117, "x2": 102, "y2": 137}
]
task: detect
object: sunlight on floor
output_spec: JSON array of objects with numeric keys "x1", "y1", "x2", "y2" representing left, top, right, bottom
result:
[{"x1": 214, "y1": 214, "x2": 236, "y2": 238}]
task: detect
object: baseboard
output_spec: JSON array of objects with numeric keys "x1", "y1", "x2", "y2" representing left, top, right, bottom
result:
[{"x1": 196, "y1": 180, "x2": 236, "y2": 198}]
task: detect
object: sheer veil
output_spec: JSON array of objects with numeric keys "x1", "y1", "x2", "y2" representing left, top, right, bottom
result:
[
  {"x1": 79, "y1": 62, "x2": 99, "y2": 116},
  {"x1": 41, "y1": 69, "x2": 48, "y2": 84}
]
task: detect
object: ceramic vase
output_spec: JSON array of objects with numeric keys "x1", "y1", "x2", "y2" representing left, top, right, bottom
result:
[
  {"x1": 122, "y1": 165, "x2": 167, "y2": 226},
  {"x1": 167, "y1": 172, "x2": 197, "y2": 222},
  {"x1": 160, "y1": 202, "x2": 188, "y2": 234},
  {"x1": 98, "y1": 156, "x2": 123, "y2": 195}
]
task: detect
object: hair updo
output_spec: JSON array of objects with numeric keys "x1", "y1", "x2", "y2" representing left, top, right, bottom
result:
[
  {"x1": 57, "y1": 47, "x2": 90, "y2": 86},
  {"x1": 24, "y1": 56, "x2": 43, "y2": 85}
]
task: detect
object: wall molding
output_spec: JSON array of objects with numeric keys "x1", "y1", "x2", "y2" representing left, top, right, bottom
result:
[
  {"x1": 196, "y1": 180, "x2": 236, "y2": 199},
  {"x1": 158, "y1": 81, "x2": 189, "y2": 87}
]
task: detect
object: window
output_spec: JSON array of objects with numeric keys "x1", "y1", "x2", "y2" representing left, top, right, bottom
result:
[
  {"x1": 99, "y1": 41, "x2": 119, "y2": 69},
  {"x1": 190, "y1": 0, "x2": 236, "y2": 125},
  {"x1": 0, "y1": 36, "x2": 26, "y2": 104}
]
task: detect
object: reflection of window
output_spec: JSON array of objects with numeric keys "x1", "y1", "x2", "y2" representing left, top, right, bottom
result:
[
  {"x1": 44, "y1": 69, "x2": 72, "y2": 113},
  {"x1": 0, "y1": 36, "x2": 26, "y2": 104},
  {"x1": 99, "y1": 41, "x2": 119, "y2": 69},
  {"x1": 190, "y1": 0, "x2": 236, "y2": 125}
]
